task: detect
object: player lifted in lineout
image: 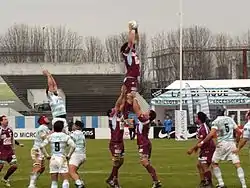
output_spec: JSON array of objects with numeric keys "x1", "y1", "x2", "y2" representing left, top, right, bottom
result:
[
  {"x1": 28, "y1": 115, "x2": 51, "y2": 188},
  {"x1": 197, "y1": 108, "x2": 246, "y2": 188},
  {"x1": 43, "y1": 69, "x2": 68, "y2": 133},
  {"x1": 40, "y1": 120, "x2": 76, "y2": 188},
  {"x1": 132, "y1": 94, "x2": 161, "y2": 188},
  {"x1": 0, "y1": 115, "x2": 18, "y2": 187},
  {"x1": 187, "y1": 112, "x2": 215, "y2": 188},
  {"x1": 106, "y1": 85, "x2": 127, "y2": 188},
  {"x1": 120, "y1": 21, "x2": 150, "y2": 120},
  {"x1": 69, "y1": 120, "x2": 86, "y2": 188}
]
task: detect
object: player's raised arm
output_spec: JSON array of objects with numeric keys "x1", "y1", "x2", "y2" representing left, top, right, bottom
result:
[
  {"x1": 43, "y1": 70, "x2": 58, "y2": 92},
  {"x1": 66, "y1": 137, "x2": 76, "y2": 160},
  {"x1": 132, "y1": 96, "x2": 142, "y2": 117},
  {"x1": 115, "y1": 85, "x2": 127, "y2": 112},
  {"x1": 128, "y1": 20, "x2": 139, "y2": 47}
]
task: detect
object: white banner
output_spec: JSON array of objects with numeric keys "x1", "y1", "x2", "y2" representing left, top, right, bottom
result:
[
  {"x1": 14, "y1": 129, "x2": 37, "y2": 140},
  {"x1": 175, "y1": 110, "x2": 188, "y2": 141},
  {"x1": 95, "y1": 127, "x2": 154, "y2": 139}
]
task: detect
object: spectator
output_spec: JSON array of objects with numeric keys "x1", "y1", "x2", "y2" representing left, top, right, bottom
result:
[
  {"x1": 164, "y1": 115, "x2": 173, "y2": 139},
  {"x1": 157, "y1": 120, "x2": 163, "y2": 126}
]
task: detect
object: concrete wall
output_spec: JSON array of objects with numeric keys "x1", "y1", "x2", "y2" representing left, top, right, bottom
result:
[
  {"x1": 27, "y1": 89, "x2": 65, "y2": 107},
  {"x1": 0, "y1": 62, "x2": 125, "y2": 75}
]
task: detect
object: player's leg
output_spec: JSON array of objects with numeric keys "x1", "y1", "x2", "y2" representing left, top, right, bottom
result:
[
  {"x1": 139, "y1": 145, "x2": 161, "y2": 188},
  {"x1": 28, "y1": 149, "x2": 46, "y2": 188},
  {"x1": 196, "y1": 162, "x2": 205, "y2": 187},
  {"x1": 50, "y1": 173, "x2": 59, "y2": 188},
  {"x1": 200, "y1": 162, "x2": 212, "y2": 187},
  {"x1": 231, "y1": 153, "x2": 246, "y2": 188},
  {"x1": 211, "y1": 147, "x2": 225, "y2": 188},
  {"x1": 1, "y1": 155, "x2": 18, "y2": 187},
  {"x1": 107, "y1": 144, "x2": 124, "y2": 187},
  {"x1": 69, "y1": 154, "x2": 85, "y2": 188},
  {"x1": 60, "y1": 159, "x2": 70, "y2": 188}
]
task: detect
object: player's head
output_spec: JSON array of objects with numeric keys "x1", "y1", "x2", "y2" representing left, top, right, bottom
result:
[
  {"x1": 216, "y1": 107, "x2": 226, "y2": 116},
  {"x1": 0, "y1": 115, "x2": 8, "y2": 127},
  {"x1": 120, "y1": 42, "x2": 135, "y2": 54},
  {"x1": 53, "y1": 120, "x2": 64, "y2": 132},
  {"x1": 38, "y1": 115, "x2": 49, "y2": 126},
  {"x1": 149, "y1": 110, "x2": 157, "y2": 122},
  {"x1": 196, "y1": 112, "x2": 207, "y2": 124},
  {"x1": 246, "y1": 110, "x2": 250, "y2": 120},
  {"x1": 46, "y1": 87, "x2": 58, "y2": 96},
  {"x1": 72, "y1": 120, "x2": 84, "y2": 131}
]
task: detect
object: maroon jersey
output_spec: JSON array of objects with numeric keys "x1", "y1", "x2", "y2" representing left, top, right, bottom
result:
[
  {"x1": 0, "y1": 126, "x2": 14, "y2": 154},
  {"x1": 123, "y1": 101, "x2": 133, "y2": 119},
  {"x1": 136, "y1": 114, "x2": 151, "y2": 146},
  {"x1": 122, "y1": 47, "x2": 140, "y2": 78},
  {"x1": 109, "y1": 113, "x2": 124, "y2": 143},
  {"x1": 198, "y1": 123, "x2": 215, "y2": 153}
]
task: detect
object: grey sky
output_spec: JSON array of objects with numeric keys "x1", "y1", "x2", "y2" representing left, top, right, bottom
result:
[{"x1": 1, "y1": 0, "x2": 250, "y2": 39}]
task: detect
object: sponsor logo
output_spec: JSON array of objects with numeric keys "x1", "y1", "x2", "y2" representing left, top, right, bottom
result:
[
  {"x1": 154, "y1": 127, "x2": 197, "y2": 139},
  {"x1": 82, "y1": 128, "x2": 95, "y2": 139}
]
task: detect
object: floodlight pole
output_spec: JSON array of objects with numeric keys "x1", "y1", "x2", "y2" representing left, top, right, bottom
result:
[{"x1": 179, "y1": 0, "x2": 183, "y2": 110}]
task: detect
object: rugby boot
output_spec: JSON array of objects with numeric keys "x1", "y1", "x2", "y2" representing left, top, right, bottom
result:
[
  {"x1": 106, "y1": 179, "x2": 115, "y2": 188},
  {"x1": 216, "y1": 184, "x2": 227, "y2": 188},
  {"x1": 1, "y1": 178, "x2": 11, "y2": 187},
  {"x1": 152, "y1": 181, "x2": 162, "y2": 188}
]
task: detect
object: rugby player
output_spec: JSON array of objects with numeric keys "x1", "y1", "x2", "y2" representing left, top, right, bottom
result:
[
  {"x1": 132, "y1": 95, "x2": 161, "y2": 188},
  {"x1": 40, "y1": 120, "x2": 76, "y2": 188},
  {"x1": 28, "y1": 115, "x2": 51, "y2": 188},
  {"x1": 69, "y1": 120, "x2": 86, "y2": 188},
  {"x1": 106, "y1": 86, "x2": 126, "y2": 188},
  {"x1": 197, "y1": 108, "x2": 246, "y2": 188},
  {"x1": 187, "y1": 112, "x2": 215, "y2": 188},
  {"x1": 0, "y1": 115, "x2": 18, "y2": 187},
  {"x1": 234, "y1": 110, "x2": 250, "y2": 156},
  {"x1": 43, "y1": 69, "x2": 68, "y2": 133}
]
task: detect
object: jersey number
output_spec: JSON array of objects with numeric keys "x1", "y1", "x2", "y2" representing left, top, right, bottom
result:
[
  {"x1": 224, "y1": 123, "x2": 229, "y2": 133},
  {"x1": 55, "y1": 142, "x2": 60, "y2": 152}
]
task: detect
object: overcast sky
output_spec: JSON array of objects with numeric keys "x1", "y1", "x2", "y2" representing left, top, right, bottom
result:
[{"x1": 1, "y1": 0, "x2": 250, "y2": 39}]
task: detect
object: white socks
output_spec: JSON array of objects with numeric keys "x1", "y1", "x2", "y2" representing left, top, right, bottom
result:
[
  {"x1": 62, "y1": 179, "x2": 70, "y2": 188},
  {"x1": 51, "y1": 181, "x2": 58, "y2": 188},
  {"x1": 237, "y1": 167, "x2": 247, "y2": 188},
  {"x1": 213, "y1": 166, "x2": 224, "y2": 187}
]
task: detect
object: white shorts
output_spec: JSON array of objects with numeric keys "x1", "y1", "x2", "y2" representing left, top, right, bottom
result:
[
  {"x1": 49, "y1": 155, "x2": 68, "y2": 174},
  {"x1": 31, "y1": 147, "x2": 44, "y2": 161},
  {"x1": 52, "y1": 118, "x2": 68, "y2": 133},
  {"x1": 69, "y1": 153, "x2": 86, "y2": 167},
  {"x1": 212, "y1": 141, "x2": 240, "y2": 164}
]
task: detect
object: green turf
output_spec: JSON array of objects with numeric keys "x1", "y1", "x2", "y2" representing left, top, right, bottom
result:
[
  {"x1": 1, "y1": 139, "x2": 250, "y2": 188},
  {"x1": 0, "y1": 84, "x2": 17, "y2": 100}
]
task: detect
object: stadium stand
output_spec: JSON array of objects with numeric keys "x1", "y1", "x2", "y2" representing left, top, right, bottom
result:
[{"x1": 2, "y1": 74, "x2": 124, "y2": 116}]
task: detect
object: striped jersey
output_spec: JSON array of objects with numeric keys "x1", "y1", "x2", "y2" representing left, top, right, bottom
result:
[
  {"x1": 211, "y1": 116, "x2": 237, "y2": 143},
  {"x1": 33, "y1": 125, "x2": 50, "y2": 149},
  {"x1": 70, "y1": 130, "x2": 86, "y2": 154},
  {"x1": 47, "y1": 91, "x2": 66, "y2": 118}
]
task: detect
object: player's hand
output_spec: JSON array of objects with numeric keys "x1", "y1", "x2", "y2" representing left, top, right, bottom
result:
[
  {"x1": 187, "y1": 148, "x2": 193, "y2": 155},
  {"x1": 197, "y1": 143, "x2": 202, "y2": 148},
  {"x1": 233, "y1": 148, "x2": 239, "y2": 154},
  {"x1": 128, "y1": 20, "x2": 138, "y2": 30},
  {"x1": 19, "y1": 144, "x2": 24, "y2": 147}
]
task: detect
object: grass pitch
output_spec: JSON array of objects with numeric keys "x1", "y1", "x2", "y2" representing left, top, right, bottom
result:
[{"x1": 1, "y1": 139, "x2": 250, "y2": 188}]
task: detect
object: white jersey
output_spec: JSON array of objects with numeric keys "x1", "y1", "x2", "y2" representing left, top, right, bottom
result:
[
  {"x1": 33, "y1": 125, "x2": 50, "y2": 149},
  {"x1": 242, "y1": 121, "x2": 250, "y2": 140},
  {"x1": 212, "y1": 116, "x2": 237, "y2": 143},
  {"x1": 41, "y1": 132, "x2": 75, "y2": 156},
  {"x1": 70, "y1": 130, "x2": 86, "y2": 155},
  {"x1": 47, "y1": 91, "x2": 66, "y2": 118}
]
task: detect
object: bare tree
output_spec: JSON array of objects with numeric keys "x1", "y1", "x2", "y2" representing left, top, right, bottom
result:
[
  {"x1": 0, "y1": 24, "x2": 84, "y2": 63},
  {"x1": 0, "y1": 24, "x2": 44, "y2": 62},
  {"x1": 43, "y1": 26, "x2": 83, "y2": 62},
  {"x1": 83, "y1": 36, "x2": 106, "y2": 63}
]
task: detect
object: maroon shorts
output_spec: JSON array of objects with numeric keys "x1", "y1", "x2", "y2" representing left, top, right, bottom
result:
[
  {"x1": 138, "y1": 143, "x2": 152, "y2": 159},
  {"x1": 198, "y1": 149, "x2": 215, "y2": 165},
  {"x1": 109, "y1": 142, "x2": 125, "y2": 158},
  {"x1": 0, "y1": 149, "x2": 16, "y2": 164},
  {"x1": 123, "y1": 77, "x2": 138, "y2": 93}
]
